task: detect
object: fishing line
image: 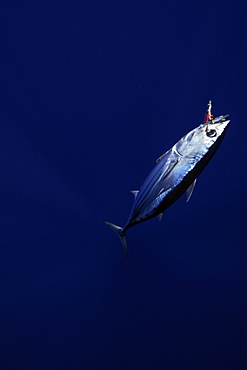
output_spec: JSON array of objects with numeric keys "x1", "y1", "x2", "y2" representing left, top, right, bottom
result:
[{"x1": 209, "y1": 1, "x2": 232, "y2": 99}]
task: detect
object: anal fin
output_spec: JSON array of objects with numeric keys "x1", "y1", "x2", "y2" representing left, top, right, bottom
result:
[
  {"x1": 158, "y1": 212, "x2": 164, "y2": 222},
  {"x1": 186, "y1": 179, "x2": 197, "y2": 202}
]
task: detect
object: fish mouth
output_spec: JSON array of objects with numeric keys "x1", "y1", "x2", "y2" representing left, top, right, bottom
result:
[{"x1": 211, "y1": 114, "x2": 230, "y2": 124}]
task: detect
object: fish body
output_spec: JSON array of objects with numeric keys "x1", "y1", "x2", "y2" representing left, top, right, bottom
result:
[{"x1": 105, "y1": 113, "x2": 230, "y2": 257}]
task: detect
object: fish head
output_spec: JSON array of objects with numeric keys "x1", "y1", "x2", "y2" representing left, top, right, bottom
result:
[
  {"x1": 175, "y1": 115, "x2": 230, "y2": 157},
  {"x1": 203, "y1": 114, "x2": 230, "y2": 145}
]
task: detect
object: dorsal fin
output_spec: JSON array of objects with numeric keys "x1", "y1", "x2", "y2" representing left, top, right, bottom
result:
[
  {"x1": 186, "y1": 179, "x2": 197, "y2": 202},
  {"x1": 156, "y1": 151, "x2": 168, "y2": 163},
  {"x1": 130, "y1": 190, "x2": 139, "y2": 198}
]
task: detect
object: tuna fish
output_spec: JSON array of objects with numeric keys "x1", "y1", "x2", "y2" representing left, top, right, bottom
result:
[{"x1": 105, "y1": 102, "x2": 230, "y2": 257}]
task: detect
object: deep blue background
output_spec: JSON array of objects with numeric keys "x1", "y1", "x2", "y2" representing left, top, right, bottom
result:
[{"x1": 0, "y1": 1, "x2": 246, "y2": 369}]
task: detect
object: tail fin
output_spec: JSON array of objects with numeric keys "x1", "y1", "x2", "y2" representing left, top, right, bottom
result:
[{"x1": 104, "y1": 222, "x2": 128, "y2": 257}]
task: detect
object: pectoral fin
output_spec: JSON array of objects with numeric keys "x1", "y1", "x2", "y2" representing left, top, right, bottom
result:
[{"x1": 186, "y1": 179, "x2": 197, "y2": 202}]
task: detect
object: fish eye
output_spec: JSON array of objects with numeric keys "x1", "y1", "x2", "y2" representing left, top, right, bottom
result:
[{"x1": 206, "y1": 129, "x2": 217, "y2": 137}]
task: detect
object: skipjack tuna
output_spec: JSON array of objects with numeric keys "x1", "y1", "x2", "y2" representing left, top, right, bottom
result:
[{"x1": 105, "y1": 101, "x2": 230, "y2": 257}]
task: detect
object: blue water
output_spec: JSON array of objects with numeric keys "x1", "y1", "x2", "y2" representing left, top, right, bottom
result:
[{"x1": 0, "y1": 1, "x2": 246, "y2": 369}]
